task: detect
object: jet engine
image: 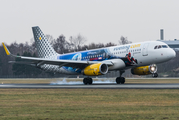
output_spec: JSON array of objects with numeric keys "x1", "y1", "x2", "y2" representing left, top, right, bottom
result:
[
  {"x1": 82, "y1": 63, "x2": 108, "y2": 76},
  {"x1": 131, "y1": 64, "x2": 157, "y2": 75}
]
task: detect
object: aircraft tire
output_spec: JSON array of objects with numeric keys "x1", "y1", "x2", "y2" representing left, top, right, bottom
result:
[
  {"x1": 152, "y1": 73, "x2": 158, "y2": 78},
  {"x1": 121, "y1": 77, "x2": 125, "y2": 84},
  {"x1": 116, "y1": 77, "x2": 121, "y2": 84},
  {"x1": 83, "y1": 78, "x2": 88, "y2": 85},
  {"x1": 83, "y1": 78, "x2": 93, "y2": 85},
  {"x1": 116, "y1": 77, "x2": 125, "y2": 84},
  {"x1": 154, "y1": 73, "x2": 158, "y2": 77}
]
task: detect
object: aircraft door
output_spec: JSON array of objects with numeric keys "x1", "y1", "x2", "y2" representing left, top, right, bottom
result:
[{"x1": 142, "y1": 43, "x2": 149, "y2": 56}]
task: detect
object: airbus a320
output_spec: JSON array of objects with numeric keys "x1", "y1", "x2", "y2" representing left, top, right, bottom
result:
[{"x1": 2, "y1": 26, "x2": 176, "y2": 84}]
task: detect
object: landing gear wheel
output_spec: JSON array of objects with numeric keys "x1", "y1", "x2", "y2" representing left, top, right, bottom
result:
[
  {"x1": 83, "y1": 78, "x2": 93, "y2": 85},
  {"x1": 89, "y1": 78, "x2": 93, "y2": 84},
  {"x1": 152, "y1": 73, "x2": 158, "y2": 78},
  {"x1": 116, "y1": 77, "x2": 121, "y2": 84},
  {"x1": 116, "y1": 77, "x2": 125, "y2": 84},
  {"x1": 121, "y1": 77, "x2": 125, "y2": 84},
  {"x1": 83, "y1": 78, "x2": 87, "y2": 85}
]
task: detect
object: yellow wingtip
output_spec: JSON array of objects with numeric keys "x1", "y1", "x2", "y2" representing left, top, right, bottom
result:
[{"x1": 2, "y1": 42, "x2": 10, "y2": 55}]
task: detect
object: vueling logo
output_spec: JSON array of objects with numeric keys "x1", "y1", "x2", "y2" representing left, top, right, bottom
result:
[
  {"x1": 130, "y1": 44, "x2": 141, "y2": 48},
  {"x1": 39, "y1": 37, "x2": 42, "y2": 40}
]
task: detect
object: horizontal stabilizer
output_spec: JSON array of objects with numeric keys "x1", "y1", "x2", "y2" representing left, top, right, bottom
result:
[
  {"x1": 2, "y1": 43, "x2": 17, "y2": 57},
  {"x1": 2, "y1": 43, "x2": 11, "y2": 55}
]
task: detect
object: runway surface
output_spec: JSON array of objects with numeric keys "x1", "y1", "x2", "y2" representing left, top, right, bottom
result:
[{"x1": 0, "y1": 83, "x2": 179, "y2": 89}]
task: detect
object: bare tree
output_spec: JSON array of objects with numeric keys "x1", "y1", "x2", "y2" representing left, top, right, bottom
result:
[
  {"x1": 53, "y1": 35, "x2": 70, "y2": 54},
  {"x1": 105, "y1": 42, "x2": 117, "y2": 47},
  {"x1": 69, "y1": 34, "x2": 87, "y2": 51},
  {"x1": 96, "y1": 43, "x2": 105, "y2": 48},
  {"x1": 88, "y1": 43, "x2": 96, "y2": 49},
  {"x1": 119, "y1": 36, "x2": 132, "y2": 45}
]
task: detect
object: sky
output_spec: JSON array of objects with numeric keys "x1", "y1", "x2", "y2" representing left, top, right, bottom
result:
[{"x1": 1, "y1": 0, "x2": 179, "y2": 45}]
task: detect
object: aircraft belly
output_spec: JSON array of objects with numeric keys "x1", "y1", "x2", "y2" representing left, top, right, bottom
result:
[{"x1": 108, "y1": 59, "x2": 126, "y2": 70}]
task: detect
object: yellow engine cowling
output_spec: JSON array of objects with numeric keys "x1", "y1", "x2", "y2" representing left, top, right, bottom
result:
[
  {"x1": 131, "y1": 64, "x2": 157, "y2": 75},
  {"x1": 82, "y1": 63, "x2": 108, "y2": 76}
]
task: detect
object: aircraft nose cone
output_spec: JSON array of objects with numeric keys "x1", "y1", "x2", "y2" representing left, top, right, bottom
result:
[
  {"x1": 172, "y1": 50, "x2": 176, "y2": 58},
  {"x1": 169, "y1": 49, "x2": 176, "y2": 59}
]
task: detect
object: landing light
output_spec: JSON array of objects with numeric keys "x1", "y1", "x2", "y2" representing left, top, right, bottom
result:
[
  {"x1": 151, "y1": 67, "x2": 155, "y2": 72},
  {"x1": 149, "y1": 64, "x2": 157, "y2": 73}
]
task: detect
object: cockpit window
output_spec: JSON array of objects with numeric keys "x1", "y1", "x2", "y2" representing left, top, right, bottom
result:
[
  {"x1": 154, "y1": 45, "x2": 168, "y2": 49},
  {"x1": 162, "y1": 45, "x2": 168, "y2": 48}
]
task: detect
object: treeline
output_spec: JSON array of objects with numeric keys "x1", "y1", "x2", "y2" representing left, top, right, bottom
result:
[{"x1": 0, "y1": 34, "x2": 178, "y2": 78}]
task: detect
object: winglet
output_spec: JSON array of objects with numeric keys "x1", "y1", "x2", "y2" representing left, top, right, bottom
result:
[{"x1": 2, "y1": 43, "x2": 11, "y2": 55}]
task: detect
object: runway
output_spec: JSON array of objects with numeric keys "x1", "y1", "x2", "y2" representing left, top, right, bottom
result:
[{"x1": 0, "y1": 83, "x2": 179, "y2": 89}]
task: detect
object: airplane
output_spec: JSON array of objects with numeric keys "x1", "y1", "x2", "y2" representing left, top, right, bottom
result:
[{"x1": 2, "y1": 26, "x2": 176, "y2": 84}]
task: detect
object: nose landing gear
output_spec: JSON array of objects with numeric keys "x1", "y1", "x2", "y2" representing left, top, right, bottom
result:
[{"x1": 152, "y1": 73, "x2": 158, "y2": 78}]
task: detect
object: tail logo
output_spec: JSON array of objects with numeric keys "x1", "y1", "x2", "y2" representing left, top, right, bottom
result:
[{"x1": 39, "y1": 37, "x2": 42, "y2": 40}]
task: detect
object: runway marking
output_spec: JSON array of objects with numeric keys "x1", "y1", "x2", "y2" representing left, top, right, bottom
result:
[{"x1": 0, "y1": 83, "x2": 179, "y2": 89}]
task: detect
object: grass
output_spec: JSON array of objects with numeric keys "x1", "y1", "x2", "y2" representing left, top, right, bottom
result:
[{"x1": 0, "y1": 89, "x2": 179, "y2": 120}]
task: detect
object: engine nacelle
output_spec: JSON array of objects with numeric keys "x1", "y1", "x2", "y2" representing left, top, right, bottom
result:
[
  {"x1": 82, "y1": 63, "x2": 108, "y2": 76},
  {"x1": 131, "y1": 64, "x2": 157, "y2": 75}
]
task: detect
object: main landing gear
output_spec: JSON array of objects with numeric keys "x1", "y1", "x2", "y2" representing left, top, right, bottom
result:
[
  {"x1": 83, "y1": 77, "x2": 93, "y2": 85},
  {"x1": 83, "y1": 71, "x2": 126, "y2": 85},
  {"x1": 116, "y1": 77, "x2": 125, "y2": 84},
  {"x1": 116, "y1": 71, "x2": 125, "y2": 84}
]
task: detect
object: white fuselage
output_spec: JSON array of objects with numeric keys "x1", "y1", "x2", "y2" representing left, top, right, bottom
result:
[{"x1": 40, "y1": 41, "x2": 176, "y2": 75}]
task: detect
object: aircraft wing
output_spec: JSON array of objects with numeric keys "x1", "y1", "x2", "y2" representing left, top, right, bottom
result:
[{"x1": 2, "y1": 43, "x2": 113, "y2": 69}]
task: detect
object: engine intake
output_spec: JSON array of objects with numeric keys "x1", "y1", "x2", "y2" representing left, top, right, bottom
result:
[
  {"x1": 131, "y1": 64, "x2": 157, "y2": 75},
  {"x1": 82, "y1": 63, "x2": 108, "y2": 76}
]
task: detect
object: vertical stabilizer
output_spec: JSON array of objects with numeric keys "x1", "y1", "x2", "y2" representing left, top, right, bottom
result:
[{"x1": 32, "y1": 26, "x2": 58, "y2": 58}]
